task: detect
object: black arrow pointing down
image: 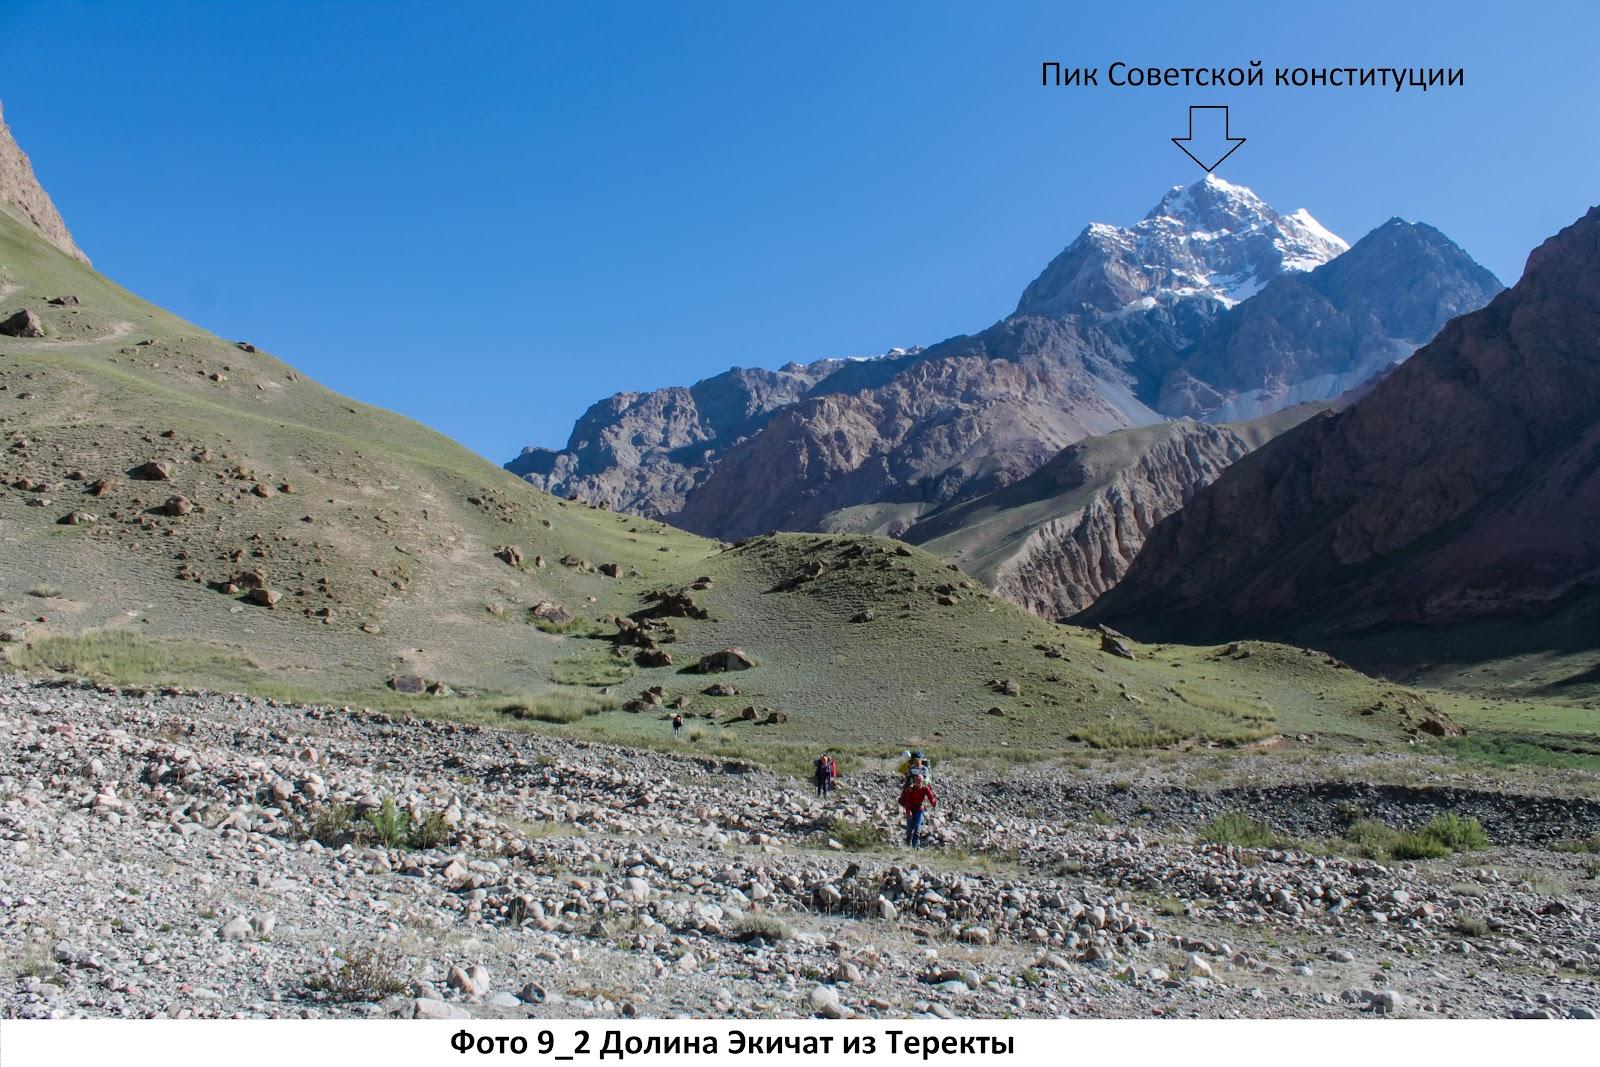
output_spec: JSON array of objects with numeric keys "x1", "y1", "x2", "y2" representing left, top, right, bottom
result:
[{"x1": 1172, "y1": 105, "x2": 1245, "y2": 173}]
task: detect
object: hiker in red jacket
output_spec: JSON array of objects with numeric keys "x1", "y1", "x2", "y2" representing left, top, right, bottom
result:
[{"x1": 899, "y1": 772, "x2": 937, "y2": 848}]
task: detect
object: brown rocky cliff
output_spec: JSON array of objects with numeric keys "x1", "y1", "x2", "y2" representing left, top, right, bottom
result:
[
  {"x1": 903, "y1": 414, "x2": 1317, "y2": 620},
  {"x1": 986, "y1": 425, "x2": 1257, "y2": 619},
  {"x1": 0, "y1": 100, "x2": 88, "y2": 264}
]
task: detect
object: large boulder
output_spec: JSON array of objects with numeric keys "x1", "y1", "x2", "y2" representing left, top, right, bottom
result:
[
  {"x1": 694, "y1": 647, "x2": 755, "y2": 673},
  {"x1": 0, "y1": 308, "x2": 44, "y2": 337},
  {"x1": 1097, "y1": 624, "x2": 1135, "y2": 660}
]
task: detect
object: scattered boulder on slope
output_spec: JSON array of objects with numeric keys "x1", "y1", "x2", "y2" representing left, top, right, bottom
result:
[
  {"x1": 693, "y1": 647, "x2": 755, "y2": 673},
  {"x1": 1098, "y1": 624, "x2": 1136, "y2": 660},
  {"x1": 0, "y1": 308, "x2": 44, "y2": 337}
]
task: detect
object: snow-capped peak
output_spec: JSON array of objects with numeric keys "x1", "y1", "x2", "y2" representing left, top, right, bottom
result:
[{"x1": 1016, "y1": 176, "x2": 1347, "y2": 317}]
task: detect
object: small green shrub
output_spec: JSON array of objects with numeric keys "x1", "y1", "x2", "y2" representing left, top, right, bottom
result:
[
  {"x1": 306, "y1": 946, "x2": 411, "y2": 1002},
  {"x1": 408, "y1": 810, "x2": 451, "y2": 850},
  {"x1": 1453, "y1": 914, "x2": 1490, "y2": 938},
  {"x1": 1089, "y1": 809, "x2": 1115, "y2": 827},
  {"x1": 364, "y1": 798, "x2": 413, "y2": 850},
  {"x1": 1552, "y1": 834, "x2": 1600, "y2": 855},
  {"x1": 1346, "y1": 814, "x2": 1489, "y2": 862},
  {"x1": 27, "y1": 585, "x2": 63, "y2": 599},
  {"x1": 733, "y1": 915, "x2": 793, "y2": 942},
  {"x1": 828, "y1": 818, "x2": 887, "y2": 851},
  {"x1": 1389, "y1": 833, "x2": 1451, "y2": 861},
  {"x1": 1198, "y1": 811, "x2": 1277, "y2": 848},
  {"x1": 307, "y1": 803, "x2": 358, "y2": 846},
  {"x1": 329, "y1": 798, "x2": 456, "y2": 851},
  {"x1": 1420, "y1": 813, "x2": 1490, "y2": 852}
]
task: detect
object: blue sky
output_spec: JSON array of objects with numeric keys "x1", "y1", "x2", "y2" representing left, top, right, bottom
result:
[{"x1": 3, "y1": 1, "x2": 1597, "y2": 460}]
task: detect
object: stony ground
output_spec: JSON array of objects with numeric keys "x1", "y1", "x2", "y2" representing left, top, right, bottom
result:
[{"x1": 1, "y1": 675, "x2": 1597, "y2": 1021}]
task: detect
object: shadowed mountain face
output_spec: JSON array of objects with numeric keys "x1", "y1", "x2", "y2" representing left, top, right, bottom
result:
[
  {"x1": 1083, "y1": 204, "x2": 1600, "y2": 658},
  {"x1": 507, "y1": 177, "x2": 1499, "y2": 546}
]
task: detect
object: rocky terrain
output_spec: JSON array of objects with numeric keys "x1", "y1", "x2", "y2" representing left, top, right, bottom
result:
[
  {"x1": 1084, "y1": 203, "x2": 1600, "y2": 699},
  {"x1": 3, "y1": 674, "x2": 1597, "y2": 1020},
  {"x1": 508, "y1": 177, "x2": 1499, "y2": 553},
  {"x1": 0, "y1": 102, "x2": 87, "y2": 265},
  {"x1": 903, "y1": 410, "x2": 1317, "y2": 619}
]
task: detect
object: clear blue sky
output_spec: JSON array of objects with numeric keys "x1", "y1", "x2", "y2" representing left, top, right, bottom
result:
[{"x1": 3, "y1": 1, "x2": 1597, "y2": 460}]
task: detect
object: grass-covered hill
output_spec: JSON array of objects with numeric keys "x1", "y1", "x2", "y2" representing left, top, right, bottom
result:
[{"x1": 0, "y1": 200, "x2": 1489, "y2": 763}]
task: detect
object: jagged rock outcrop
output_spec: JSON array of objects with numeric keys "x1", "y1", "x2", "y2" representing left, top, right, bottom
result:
[
  {"x1": 505, "y1": 356, "x2": 905, "y2": 517},
  {"x1": 904, "y1": 411, "x2": 1317, "y2": 618},
  {"x1": 1084, "y1": 204, "x2": 1600, "y2": 647},
  {"x1": 0, "y1": 100, "x2": 88, "y2": 264}
]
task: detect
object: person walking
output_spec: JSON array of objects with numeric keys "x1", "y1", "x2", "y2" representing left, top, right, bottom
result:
[
  {"x1": 813, "y1": 752, "x2": 833, "y2": 798},
  {"x1": 671, "y1": 713, "x2": 684, "y2": 735},
  {"x1": 899, "y1": 771, "x2": 937, "y2": 848}
]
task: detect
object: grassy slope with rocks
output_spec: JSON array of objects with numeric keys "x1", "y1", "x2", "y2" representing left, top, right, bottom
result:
[
  {"x1": 0, "y1": 208, "x2": 1477, "y2": 760},
  {"x1": 0, "y1": 207, "x2": 705, "y2": 703}
]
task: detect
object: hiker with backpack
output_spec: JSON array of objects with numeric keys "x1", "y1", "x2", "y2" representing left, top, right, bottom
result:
[
  {"x1": 671, "y1": 713, "x2": 684, "y2": 734},
  {"x1": 899, "y1": 770, "x2": 937, "y2": 848},
  {"x1": 898, "y1": 749, "x2": 931, "y2": 785}
]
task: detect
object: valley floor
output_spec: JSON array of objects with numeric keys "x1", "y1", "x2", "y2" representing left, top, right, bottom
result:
[{"x1": 1, "y1": 675, "x2": 1597, "y2": 1020}]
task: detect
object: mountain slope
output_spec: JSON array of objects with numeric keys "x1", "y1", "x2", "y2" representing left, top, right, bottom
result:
[
  {"x1": 671, "y1": 315, "x2": 1161, "y2": 540},
  {"x1": 904, "y1": 407, "x2": 1321, "y2": 619},
  {"x1": 1084, "y1": 204, "x2": 1600, "y2": 697}
]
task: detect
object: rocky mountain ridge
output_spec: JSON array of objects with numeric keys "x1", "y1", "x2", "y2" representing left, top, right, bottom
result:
[{"x1": 0, "y1": 100, "x2": 88, "y2": 265}]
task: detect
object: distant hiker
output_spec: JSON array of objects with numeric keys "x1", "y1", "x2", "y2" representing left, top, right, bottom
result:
[
  {"x1": 672, "y1": 713, "x2": 684, "y2": 734},
  {"x1": 813, "y1": 752, "x2": 836, "y2": 797},
  {"x1": 899, "y1": 772, "x2": 937, "y2": 848},
  {"x1": 825, "y1": 752, "x2": 838, "y2": 793}
]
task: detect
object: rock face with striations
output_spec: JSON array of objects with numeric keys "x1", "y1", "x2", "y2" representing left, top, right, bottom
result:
[
  {"x1": 902, "y1": 409, "x2": 1319, "y2": 619},
  {"x1": 0, "y1": 99, "x2": 88, "y2": 264},
  {"x1": 1083, "y1": 204, "x2": 1600, "y2": 648}
]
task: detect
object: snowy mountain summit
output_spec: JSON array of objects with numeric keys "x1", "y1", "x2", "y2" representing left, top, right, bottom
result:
[{"x1": 1016, "y1": 174, "x2": 1348, "y2": 318}]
